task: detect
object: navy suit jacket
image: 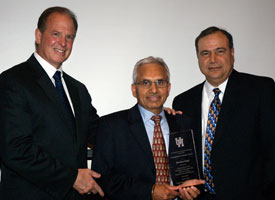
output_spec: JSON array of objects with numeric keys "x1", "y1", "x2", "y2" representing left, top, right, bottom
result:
[
  {"x1": 0, "y1": 55, "x2": 98, "y2": 200},
  {"x1": 92, "y1": 104, "x2": 194, "y2": 200},
  {"x1": 173, "y1": 70, "x2": 275, "y2": 200}
]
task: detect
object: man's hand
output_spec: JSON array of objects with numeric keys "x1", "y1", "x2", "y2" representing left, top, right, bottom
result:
[
  {"x1": 152, "y1": 184, "x2": 179, "y2": 200},
  {"x1": 164, "y1": 107, "x2": 182, "y2": 115},
  {"x1": 177, "y1": 179, "x2": 205, "y2": 200},
  {"x1": 73, "y1": 168, "x2": 104, "y2": 196}
]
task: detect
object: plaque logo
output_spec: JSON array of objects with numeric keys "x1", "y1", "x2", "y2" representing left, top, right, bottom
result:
[{"x1": 175, "y1": 137, "x2": 184, "y2": 148}]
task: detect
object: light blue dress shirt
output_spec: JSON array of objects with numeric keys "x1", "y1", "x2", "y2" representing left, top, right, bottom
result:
[
  {"x1": 138, "y1": 105, "x2": 170, "y2": 159},
  {"x1": 138, "y1": 105, "x2": 178, "y2": 199}
]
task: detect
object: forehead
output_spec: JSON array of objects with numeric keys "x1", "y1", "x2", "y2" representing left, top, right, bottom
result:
[
  {"x1": 45, "y1": 12, "x2": 75, "y2": 31},
  {"x1": 137, "y1": 63, "x2": 167, "y2": 79},
  {"x1": 198, "y1": 31, "x2": 230, "y2": 51}
]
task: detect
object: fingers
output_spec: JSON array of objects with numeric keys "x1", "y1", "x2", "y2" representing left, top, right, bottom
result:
[
  {"x1": 179, "y1": 185, "x2": 200, "y2": 200},
  {"x1": 175, "y1": 110, "x2": 183, "y2": 115},
  {"x1": 179, "y1": 187, "x2": 192, "y2": 200},
  {"x1": 164, "y1": 107, "x2": 182, "y2": 115},
  {"x1": 89, "y1": 169, "x2": 101, "y2": 179},
  {"x1": 180, "y1": 179, "x2": 205, "y2": 187},
  {"x1": 90, "y1": 180, "x2": 104, "y2": 197},
  {"x1": 153, "y1": 184, "x2": 179, "y2": 200},
  {"x1": 73, "y1": 169, "x2": 104, "y2": 196},
  {"x1": 164, "y1": 107, "x2": 172, "y2": 114},
  {"x1": 85, "y1": 171, "x2": 104, "y2": 196},
  {"x1": 178, "y1": 180, "x2": 204, "y2": 200}
]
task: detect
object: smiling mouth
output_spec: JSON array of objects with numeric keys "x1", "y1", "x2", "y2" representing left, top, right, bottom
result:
[
  {"x1": 54, "y1": 48, "x2": 66, "y2": 53},
  {"x1": 209, "y1": 66, "x2": 221, "y2": 71},
  {"x1": 147, "y1": 96, "x2": 160, "y2": 101}
]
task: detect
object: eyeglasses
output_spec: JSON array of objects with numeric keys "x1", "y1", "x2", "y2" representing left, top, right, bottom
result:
[{"x1": 134, "y1": 79, "x2": 169, "y2": 88}]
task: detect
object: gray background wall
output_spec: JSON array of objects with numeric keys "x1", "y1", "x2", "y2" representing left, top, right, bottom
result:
[{"x1": 1, "y1": 0, "x2": 275, "y2": 116}]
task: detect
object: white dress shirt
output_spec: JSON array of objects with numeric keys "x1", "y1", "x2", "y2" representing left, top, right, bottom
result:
[
  {"x1": 34, "y1": 52, "x2": 75, "y2": 115},
  {"x1": 201, "y1": 80, "x2": 228, "y2": 167}
]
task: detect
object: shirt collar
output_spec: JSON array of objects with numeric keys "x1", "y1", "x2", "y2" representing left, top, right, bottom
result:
[
  {"x1": 34, "y1": 52, "x2": 64, "y2": 78},
  {"x1": 138, "y1": 104, "x2": 165, "y2": 123},
  {"x1": 204, "y1": 79, "x2": 228, "y2": 98}
]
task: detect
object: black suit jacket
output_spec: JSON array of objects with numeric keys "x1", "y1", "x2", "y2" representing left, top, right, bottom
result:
[
  {"x1": 173, "y1": 70, "x2": 275, "y2": 200},
  {"x1": 92, "y1": 104, "x2": 194, "y2": 200},
  {"x1": 0, "y1": 55, "x2": 98, "y2": 200}
]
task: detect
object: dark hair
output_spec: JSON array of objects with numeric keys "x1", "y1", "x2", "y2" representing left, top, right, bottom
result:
[
  {"x1": 37, "y1": 6, "x2": 78, "y2": 33},
  {"x1": 195, "y1": 26, "x2": 234, "y2": 53}
]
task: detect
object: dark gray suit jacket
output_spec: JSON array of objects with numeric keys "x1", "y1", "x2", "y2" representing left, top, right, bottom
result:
[
  {"x1": 0, "y1": 55, "x2": 98, "y2": 200},
  {"x1": 92, "y1": 104, "x2": 195, "y2": 200},
  {"x1": 173, "y1": 70, "x2": 275, "y2": 200}
]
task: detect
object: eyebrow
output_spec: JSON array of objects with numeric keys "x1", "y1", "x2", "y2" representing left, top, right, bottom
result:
[
  {"x1": 199, "y1": 47, "x2": 227, "y2": 54},
  {"x1": 216, "y1": 47, "x2": 226, "y2": 51}
]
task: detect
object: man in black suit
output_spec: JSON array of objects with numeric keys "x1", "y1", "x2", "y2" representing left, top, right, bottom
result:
[
  {"x1": 92, "y1": 56, "x2": 204, "y2": 200},
  {"x1": 0, "y1": 7, "x2": 104, "y2": 199},
  {"x1": 173, "y1": 26, "x2": 275, "y2": 200}
]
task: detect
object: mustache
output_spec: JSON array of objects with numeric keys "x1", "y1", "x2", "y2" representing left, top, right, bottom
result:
[
  {"x1": 148, "y1": 93, "x2": 159, "y2": 97},
  {"x1": 208, "y1": 64, "x2": 220, "y2": 68}
]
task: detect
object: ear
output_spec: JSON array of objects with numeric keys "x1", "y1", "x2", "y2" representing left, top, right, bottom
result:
[
  {"x1": 231, "y1": 48, "x2": 235, "y2": 62},
  {"x1": 35, "y1": 29, "x2": 42, "y2": 46},
  {"x1": 231, "y1": 47, "x2": 234, "y2": 56},
  {"x1": 167, "y1": 83, "x2": 171, "y2": 96},
  {"x1": 131, "y1": 84, "x2": 137, "y2": 98}
]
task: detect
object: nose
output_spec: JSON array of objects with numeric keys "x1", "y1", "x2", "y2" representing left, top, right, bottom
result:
[
  {"x1": 210, "y1": 52, "x2": 217, "y2": 63},
  {"x1": 59, "y1": 36, "x2": 67, "y2": 47},
  {"x1": 150, "y1": 82, "x2": 158, "y2": 93}
]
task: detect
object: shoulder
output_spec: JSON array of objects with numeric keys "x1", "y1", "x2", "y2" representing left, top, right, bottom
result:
[
  {"x1": 0, "y1": 60, "x2": 35, "y2": 94},
  {"x1": 231, "y1": 70, "x2": 274, "y2": 84},
  {"x1": 165, "y1": 111, "x2": 192, "y2": 121},
  {"x1": 165, "y1": 112, "x2": 194, "y2": 131},
  {"x1": 100, "y1": 109, "x2": 129, "y2": 121},
  {"x1": 99, "y1": 105, "x2": 142, "y2": 128},
  {"x1": 1, "y1": 61, "x2": 29, "y2": 82},
  {"x1": 63, "y1": 72, "x2": 93, "y2": 98},
  {"x1": 229, "y1": 70, "x2": 275, "y2": 93},
  {"x1": 0, "y1": 55, "x2": 43, "y2": 86},
  {"x1": 174, "y1": 83, "x2": 204, "y2": 101},
  {"x1": 99, "y1": 109, "x2": 131, "y2": 128},
  {"x1": 173, "y1": 82, "x2": 204, "y2": 109},
  {"x1": 63, "y1": 72, "x2": 85, "y2": 88}
]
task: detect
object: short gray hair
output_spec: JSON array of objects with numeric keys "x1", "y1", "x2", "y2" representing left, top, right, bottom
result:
[{"x1": 132, "y1": 56, "x2": 170, "y2": 83}]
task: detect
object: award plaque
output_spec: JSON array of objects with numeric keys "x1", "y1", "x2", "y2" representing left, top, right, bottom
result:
[{"x1": 169, "y1": 129, "x2": 200, "y2": 186}]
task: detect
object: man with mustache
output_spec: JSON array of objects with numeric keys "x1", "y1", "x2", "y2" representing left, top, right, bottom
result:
[
  {"x1": 92, "y1": 56, "x2": 204, "y2": 200},
  {"x1": 173, "y1": 26, "x2": 275, "y2": 200}
]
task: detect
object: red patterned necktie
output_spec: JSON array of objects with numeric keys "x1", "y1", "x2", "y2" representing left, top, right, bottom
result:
[
  {"x1": 204, "y1": 88, "x2": 221, "y2": 194},
  {"x1": 151, "y1": 115, "x2": 170, "y2": 184}
]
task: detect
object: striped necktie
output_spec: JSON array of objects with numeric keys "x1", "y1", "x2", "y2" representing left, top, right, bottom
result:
[{"x1": 204, "y1": 88, "x2": 221, "y2": 194}]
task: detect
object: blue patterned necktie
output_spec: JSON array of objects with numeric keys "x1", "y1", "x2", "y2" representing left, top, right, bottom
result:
[
  {"x1": 204, "y1": 88, "x2": 221, "y2": 194},
  {"x1": 53, "y1": 71, "x2": 76, "y2": 128}
]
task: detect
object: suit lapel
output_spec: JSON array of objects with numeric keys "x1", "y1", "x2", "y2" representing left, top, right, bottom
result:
[
  {"x1": 192, "y1": 83, "x2": 204, "y2": 169},
  {"x1": 63, "y1": 73, "x2": 81, "y2": 137},
  {"x1": 27, "y1": 55, "x2": 76, "y2": 137},
  {"x1": 128, "y1": 105, "x2": 155, "y2": 164},
  {"x1": 165, "y1": 112, "x2": 179, "y2": 134},
  {"x1": 213, "y1": 70, "x2": 242, "y2": 147}
]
